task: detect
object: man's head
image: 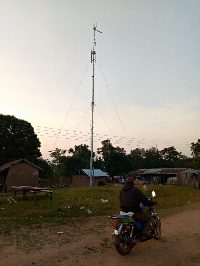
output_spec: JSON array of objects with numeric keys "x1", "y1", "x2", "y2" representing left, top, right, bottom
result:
[{"x1": 125, "y1": 177, "x2": 134, "y2": 185}]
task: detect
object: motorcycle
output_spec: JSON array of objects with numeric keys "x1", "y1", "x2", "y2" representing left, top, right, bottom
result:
[{"x1": 109, "y1": 191, "x2": 161, "y2": 255}]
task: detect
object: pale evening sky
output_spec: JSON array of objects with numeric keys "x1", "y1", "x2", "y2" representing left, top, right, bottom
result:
[{"x1": 0, "y1": 0, "x2": 200, "y2": 159}]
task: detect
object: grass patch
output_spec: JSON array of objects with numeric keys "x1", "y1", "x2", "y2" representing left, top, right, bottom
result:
[{"x1": 0, "y1": 185, "x2": 200, "y2": 232}]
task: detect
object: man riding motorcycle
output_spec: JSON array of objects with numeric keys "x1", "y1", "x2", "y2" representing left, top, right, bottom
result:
[{"x1": 120, "y1": 177, "x2": 157, "y2": 241}]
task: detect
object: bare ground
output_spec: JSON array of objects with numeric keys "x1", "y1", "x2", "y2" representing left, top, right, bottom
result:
[{"x1": 1, "y1": 208, "x2": 200, "y2": 266}]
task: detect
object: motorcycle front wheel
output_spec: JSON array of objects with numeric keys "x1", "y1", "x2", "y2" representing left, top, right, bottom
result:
[
  {"x1": 115, "y1": 227, "x2": 134, "y2": 255},
  {"x1": 154, "y1": 220, "x2": 161, "y2": 239}
]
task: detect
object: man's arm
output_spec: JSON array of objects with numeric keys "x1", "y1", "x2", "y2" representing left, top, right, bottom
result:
[{"x1": 136, "y1": 188, "x2": 156, "y2": 206}]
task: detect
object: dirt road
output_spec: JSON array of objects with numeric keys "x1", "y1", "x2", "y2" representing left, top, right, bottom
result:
[{"x1": 1, "y1": 208, "x2": 200, "y2": 266}]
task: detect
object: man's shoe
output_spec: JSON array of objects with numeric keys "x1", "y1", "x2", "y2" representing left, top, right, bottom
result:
[{"x1": 141, "y1": 233, "x2": 148, "y2": 241}]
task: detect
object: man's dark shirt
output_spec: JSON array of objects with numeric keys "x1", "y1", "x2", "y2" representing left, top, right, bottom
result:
[{"x1": 120, "y1": 184, "x2": 155, "y2": 213}]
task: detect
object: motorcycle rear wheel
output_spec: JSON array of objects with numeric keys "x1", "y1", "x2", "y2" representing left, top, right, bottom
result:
[
  {"x1": 154, "y1": 220, "x2": 161, "y2": 239},
  {"x1": 115, "y1": 227, "x2": 134, "y2": 255}
]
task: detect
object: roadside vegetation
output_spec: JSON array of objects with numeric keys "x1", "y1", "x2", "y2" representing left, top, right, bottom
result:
[
  {"x1": 0, "y1": 185, "x2": 200, "y2": 233},
  {"x1": 2, "y1": 114, "x2": 200, "y2": 182}
]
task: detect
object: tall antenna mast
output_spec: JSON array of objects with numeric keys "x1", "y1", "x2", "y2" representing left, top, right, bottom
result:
[{"x1": 90, "y1": 25, "x2": 102, "y2": 187}]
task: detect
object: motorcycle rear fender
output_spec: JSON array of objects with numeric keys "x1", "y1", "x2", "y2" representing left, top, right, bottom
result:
[{"x1": 113, "y1": 223, "x2": 124, "y2": 235}]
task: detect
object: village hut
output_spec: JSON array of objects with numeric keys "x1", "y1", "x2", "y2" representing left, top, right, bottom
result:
[
  {"x1": 177, "y1": 168, "x2": 200, "y2": 188},
  {"x1": 129, "y1": 168, "x2": 188, "y2": 185},
  {"x1": 0, "y1": 159, "x2": 42, "y2": 192},
  {"x1": 72, "y1": 169, "x2": 108, "y2": 188},
  {"x1": 152, "y1": 168, "x2": 187, "y2": 185}
]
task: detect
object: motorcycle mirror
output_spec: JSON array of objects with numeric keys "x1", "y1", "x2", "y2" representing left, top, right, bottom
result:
[{"x1": 152, "y1": 191, "x2": 156, "y2": 198}]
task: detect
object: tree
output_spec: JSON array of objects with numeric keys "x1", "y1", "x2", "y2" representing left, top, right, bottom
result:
[
  {"x1": 97, "y1": 139, "x2": 131, "y2": 176},
  {"x1": 173, "y1": 158, "x2": 192, "y2": 168},
  {"x1": 0, "y1": 114, "x2": 41, "y2": 166},
  {"x1": 93, "y1": 156, "x2": 105, "y2": 171},
  {"x1": 68, "y1": 144, "x2": 91, "y2": 168},
  {"x1": 60, "y1": 156, "x2": 82, "y2": 178},
  {"x1": 190, "y1": 140, "x2": 200, "y2": 169},
  {"x1": 48, "y1": 145, "x2": 92, "y2": 180},
  {"x1": 144, "y1": 147, "x2": 163, "y2": 168},
  {"x1": 129, "y1": 148, "x2": 146, "y2": 170},
  {"x1": 160, "y1": 146, "x2": 183, "y2": 167},
  {"x1": 49, "y1": 148, "x2": 66, "y2": 165},
  {"x1": 191, "y1": 139, "x2": 200, "y2": 157},
  {"x1": 36, "y1": 158, "x2": 54, "y2": 180},
  {"x1": 192, "y1": 156, "x2": 200, "y2": 169},
  {"x1": 48, "y1": 148, "x2": 67, "y2": 180}
]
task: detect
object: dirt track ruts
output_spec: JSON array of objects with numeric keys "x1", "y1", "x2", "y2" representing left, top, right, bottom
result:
[{"x1": 1, "y1": 208, "x2": 200, "y2": 265}]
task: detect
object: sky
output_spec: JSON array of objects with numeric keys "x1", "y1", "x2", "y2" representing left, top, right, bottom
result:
[{"x1": 1, "y1": 0, "x2": 200, "y2": 160}]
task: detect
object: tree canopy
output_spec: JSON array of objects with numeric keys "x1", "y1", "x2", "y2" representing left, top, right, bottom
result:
[
  {"x1": 129, "y1": 146, "x2": 190, "y2": 170},
  {"x1": 49, "y1": 145, "x2": 92, "y2": 179},
  {"x1": 49, "y1": 148, "x2": 67, "y2": 165},
  {"x1": 0, "y1": 114, "x2": 41, "y2": 166},
  {"x1": 97, "y1": 139, "x2": 132, "y2": 176},
  {"x1": 2, "y1": 113, "x2": 199, "y2": 182},
  {"x1": 191, "y1": 139, "x2": 200, "y2": 157},
  {"x1": 48, "y1": 139, "x2": 200, "y2": 180},
  {"x1": 68, "y1": 144, "x2": 91, "y2": 168},
  {"x1": 190, "y1": 139, "x2": 200, "y2": 169}
]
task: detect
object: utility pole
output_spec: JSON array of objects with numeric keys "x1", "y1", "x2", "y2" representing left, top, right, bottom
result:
[{"x1": 90, "y1": 25, "x2": 102, "y2": 187}]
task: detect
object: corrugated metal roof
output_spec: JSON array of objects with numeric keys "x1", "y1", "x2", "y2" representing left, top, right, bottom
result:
[
  {"x1": 181, "y1": 168, "x2": 200, "y2": 174},
  {"x1": 0, "y1": 159, "x2": 43, "y2": 173},
  {"x1": 145, "y1": 168, "x2": 163, "y2": 174},
  {"x1": 129, "y1": 169, "x2": 147, "y2": 175},
  {"x1": 158, "y1": 168, "x2": 187, "y2": 174},
  {"x1": 130, "y1": 168, "x2": 191, "y2": 175},
  {"x1": 130, "y1": 169, "x2": 164, "y2": 175},
  {"x1": 82, "y1": 169, "x2": 108, "y2": 177}
]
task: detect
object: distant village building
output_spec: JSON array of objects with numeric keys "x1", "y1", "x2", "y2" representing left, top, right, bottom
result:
[
  {"x1": 177, "y1": 169, "x2": 200, "y2": 188},
  {"x1": 0, "y1": 159, "x2": 42, "y2": 192},
  {"x1": 72, "y1": 169, "x2": 108, "y2": 188},
  {"x1": 129, "y1": 168, "x2": 200, "y2": 188}
]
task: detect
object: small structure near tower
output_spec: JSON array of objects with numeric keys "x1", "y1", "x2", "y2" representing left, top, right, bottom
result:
[{"x1": 72, "y1": 169, "x2": 108, "y2": 188}]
